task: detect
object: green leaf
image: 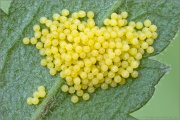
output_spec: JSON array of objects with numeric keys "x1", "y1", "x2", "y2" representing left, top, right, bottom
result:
[
  {"x1": 43, "y1": 59, "x2": 170, "y2": 120},
  {"x1": 117, "y1": 0, "x2": 180, "y2": 56},
  {"x1": 0, "y1": 0, "x2": 179, "y2": 119}
]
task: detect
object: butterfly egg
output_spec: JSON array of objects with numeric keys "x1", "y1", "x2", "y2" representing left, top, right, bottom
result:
[
  {"x1": 141, "y1": 42, "x2": 149, "y2": 49},
  {"x1": 26, "y1": 85, "x2": 46, "y2": 105},
  {"x1": 27, "y1": 97, "x2": 33, "y2": 105},
  {"x1": 32, "y1": 97, "x2": 39, "y2": 105},
  {"x1": 45, "y1": 20, "x2": 53, "y2": 27},
  {"x1": 71, "y1": 95, "x2": 79, "y2": 103},
  {"x1": 23, "y1": 37, "x2": 30, "y2": 45},
  {"x1": 144, "y1": 19, "x2": 152, "y2": 27},
  {"x1": 111, "y1": 13, "x2": 118, "y2": 19},
  {"x1": 128, "y1": 21, "x2": 136, "y2": 28},
  {"x1": 23, "y1": 9, "x2": 158, "y2": 104},
  {"x1": 101, "y1": 83, "x2": 108, "y2": 90},
  {"x1": 110, "y1": 81, "x2": 117, "y2": 87},
  {"x1": 87, "y1": 11, "x2": 94, "y2": 19},
  {"x1": 36, "y1": 42, "x2": 43, "y2": 49},
  {"x1": 50, "y1": 68, "x2": 57, "y2": 76},
  {"x1": 38, "y1": 86, "x2": 46, "y2": 91},
  {"x1": 61, "y1": 84, "x2": 69, "y2": 92},
  {"x1": 110, "y1": 19, "x2": 118, "y2": 26},
  {"x1": 88, "y1": 86, "x2": 95, "y2": 93},
  {"x1": 149, "y1": 25, "x2": 157, "y2": 32},
  {"x1": 146, "y1": 46, "x2": 154, "y2": 54},
  {"x1": 33, "y1": 24, "x2": 40, "y2": 31},
  {"x1": 114, "y1": 75, "x2": 122, "y2": 83},
  {"x1": 39, "y1": 90, "x2": 46, "y2": 98},
  {"x1": 78, "y1": 10, "x2": 86, "y2": 18},
  {"x1": 121, "y1": 11, "x2": 128, "y2": 19},
  {"x1": 131, "y1": 70, "x2": 139, "y2": 78},
  {"x1": 53, "y1": 13, "x2": 60, "y2": 21},
  {"x1": 30, "y1": 37, "x2": 37, "y2": 45},
  {"x1": 69, "y1": 87, "x2": 75, "y2": 94},
  {"x1": 71, "y1": 12, "x2": 78, "y2": 19},
  {"x1": 40, "y1": 17, "x2": 47, "y2": 24},
  {"x1": 82, "y1": 93, "x2": 90, "y2": 100},
  {"x1": 136, "y1": 22, "x2": 143, "y2": 29},
  {"x1": 61, "y1": 9, "x2": 70, "y2": 16},
  {"x1": 121, "y1": 70, "x2": 130, "y2": 78},
  {"x1": 34, "y1": 31, "x2": 42, "y2": 38},
  {"x1": 76, "y1": 90, "x2": 84, "y2": 96},
  {"x1": 33, "y1": 91, "x2": 40, "y2": 98},
  {"x1": 39, "y1": 48, "x2": 46, "y2": 56},
  {"x1": 151, "y1": 32, "x2": 158, "y2": 39}
]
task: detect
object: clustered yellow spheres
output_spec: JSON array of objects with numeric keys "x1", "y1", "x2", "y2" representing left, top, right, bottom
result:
[
  {"x1": 23, "y1": 9, "x2": 158, "y2": 103},
  {"x1": 27, "y1": 86, "x2": 46, "y2": 105}
]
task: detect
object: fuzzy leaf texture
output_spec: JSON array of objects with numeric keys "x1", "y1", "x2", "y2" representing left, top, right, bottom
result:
[{"x1": 0, "y1": 0, "x2": 179, "y2": 120}]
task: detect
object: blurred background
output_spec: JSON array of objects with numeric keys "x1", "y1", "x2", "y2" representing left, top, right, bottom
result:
[{"x1": 1, "y1": 0, "x2": 179, "y2": 119}]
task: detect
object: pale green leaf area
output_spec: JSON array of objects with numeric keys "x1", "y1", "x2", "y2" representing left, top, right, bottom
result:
[{"x1": 0, "y1": 0, "x2": 179, "y2": 119}]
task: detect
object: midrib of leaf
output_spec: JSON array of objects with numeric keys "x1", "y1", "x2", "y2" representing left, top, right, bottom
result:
[
  {"x1": 30, "y1": 1, "x2": 124, "y2": 119},
  {"x1": 31, "y1": 77, "x2": 63, "y2": 120}
]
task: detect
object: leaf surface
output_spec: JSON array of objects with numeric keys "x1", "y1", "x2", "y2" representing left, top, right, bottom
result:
[{"x1": 0, "y1": 0, "x2": 179, "y2": 119}]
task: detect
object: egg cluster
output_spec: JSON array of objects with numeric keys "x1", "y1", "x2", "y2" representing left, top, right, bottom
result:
[
  {"x1": 23, "y1": 9, "x2": 157, "y2": 103},
  {"x1": 26, "y1": 86, "x2": 46, "y2": 105}
]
